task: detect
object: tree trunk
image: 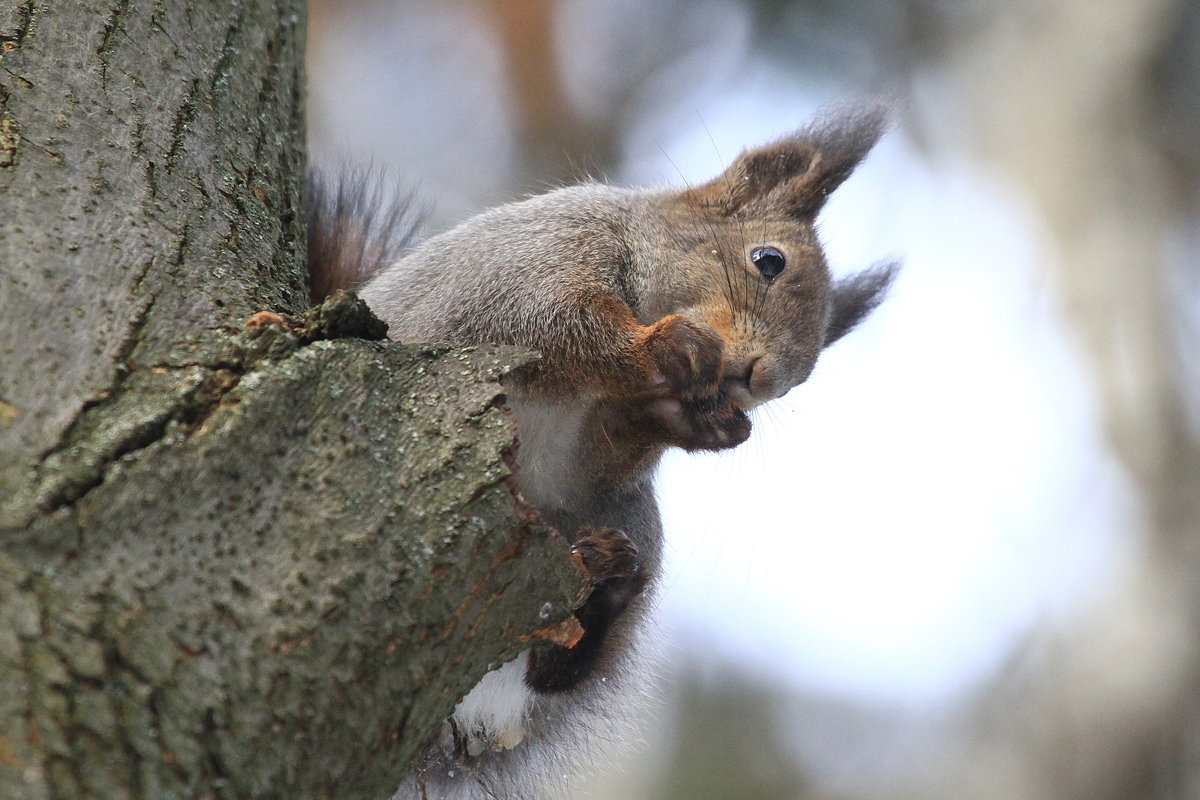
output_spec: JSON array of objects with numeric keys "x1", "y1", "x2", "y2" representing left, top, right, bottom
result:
[{"x1": 0, "y1": 2, "x2": 583, "y2": 797}]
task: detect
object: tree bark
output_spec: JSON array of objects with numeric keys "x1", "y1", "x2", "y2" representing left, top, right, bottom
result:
[{"x1": 0, "y1": 2, "x2": 583, "y2": 797}]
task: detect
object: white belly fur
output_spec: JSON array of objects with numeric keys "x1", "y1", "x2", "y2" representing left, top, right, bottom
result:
[{"x1": 505, "y1": 394, "x2": 589, "y2": 513}]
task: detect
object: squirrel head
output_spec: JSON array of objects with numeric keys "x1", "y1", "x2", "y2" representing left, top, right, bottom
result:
[{"x1": 631, "y1": 106, "x2": 898, "y2": 411}]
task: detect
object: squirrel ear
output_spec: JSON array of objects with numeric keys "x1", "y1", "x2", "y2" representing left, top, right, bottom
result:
[
  {"x1": 825, "y1": 260, "x2": 899, "y2": 346},
  {"x1": 685, "y1": 104, "x2": 888, "y2": 218}
]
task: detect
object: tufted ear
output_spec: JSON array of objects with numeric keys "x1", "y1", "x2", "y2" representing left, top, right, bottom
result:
[
  {"x1": 825, "y1": 260, "x2": 900, "y2": 346},
  {"x1": 684, "y1": 104, "x2": 888, "y2": 218}
]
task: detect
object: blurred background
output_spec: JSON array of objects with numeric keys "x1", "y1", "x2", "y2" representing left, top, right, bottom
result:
[{"x1": 306, "y1": 1, "x2": 1200, "y2": 797}]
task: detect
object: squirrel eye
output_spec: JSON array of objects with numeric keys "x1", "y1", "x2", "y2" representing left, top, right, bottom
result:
[{"x1": 750, "y1": 246, "x2": 786, "y2": 279}]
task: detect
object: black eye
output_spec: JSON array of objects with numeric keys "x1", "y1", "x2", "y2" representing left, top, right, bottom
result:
[{"x1": 750, "y1": 246, "x2": 786, "y2": 279}]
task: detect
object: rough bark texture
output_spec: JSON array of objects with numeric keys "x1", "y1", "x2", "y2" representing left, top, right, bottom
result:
[{"x1": 0, "y1": 2, "x2": 582, "y2": 797}]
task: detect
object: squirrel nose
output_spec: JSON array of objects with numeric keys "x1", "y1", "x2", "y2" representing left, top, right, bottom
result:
[
  {"x1": 723, "y1": 356, "x2": 765, "y2": 407},
  {"x1": 726, "y1": 355, "x2": 784, "y2": 407},
  {"x1": 727, "y1": 357, "x2": 758, "y2": 389}
]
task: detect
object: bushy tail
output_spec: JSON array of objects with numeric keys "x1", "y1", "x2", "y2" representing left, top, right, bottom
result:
[{"x1": 306, "y1": 166, "x2": 425, "y2": 303}]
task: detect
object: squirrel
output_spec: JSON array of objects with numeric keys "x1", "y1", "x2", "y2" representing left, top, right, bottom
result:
[{"x1": 307, "y1": 105, "x2": 899, "y2": 800}]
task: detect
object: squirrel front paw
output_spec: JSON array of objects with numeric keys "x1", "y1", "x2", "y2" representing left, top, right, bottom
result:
[
  {"x1": 643, "y1": 314, "x2": 724, "y2": 401},
  {"x1": 640, "y1": 315, "x2": 752, "y2": 452},
  {"x1": 661, "y1": 393, "x2": 752, "y2": 452}
]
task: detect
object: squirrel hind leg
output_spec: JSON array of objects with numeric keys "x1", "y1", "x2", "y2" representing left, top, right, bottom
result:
[{"x1": 526, "y1": 527, "x2": 646, "y2": 693}]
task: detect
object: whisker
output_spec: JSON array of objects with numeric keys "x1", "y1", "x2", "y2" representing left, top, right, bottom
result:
[
  {"x1": 741, "y1": 210, "x2": 768, "y2": 334},
  {"x1": 655, "y1": 138, "x2": 738, "y2": 313},
  {"x1": 698, "y1": 115, "x2": 752, "y2": 319}
]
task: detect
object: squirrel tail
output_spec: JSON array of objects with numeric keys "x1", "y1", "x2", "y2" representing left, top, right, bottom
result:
[{"x1": 306, "y1": 166, "x2": 425, "y2": 303}]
